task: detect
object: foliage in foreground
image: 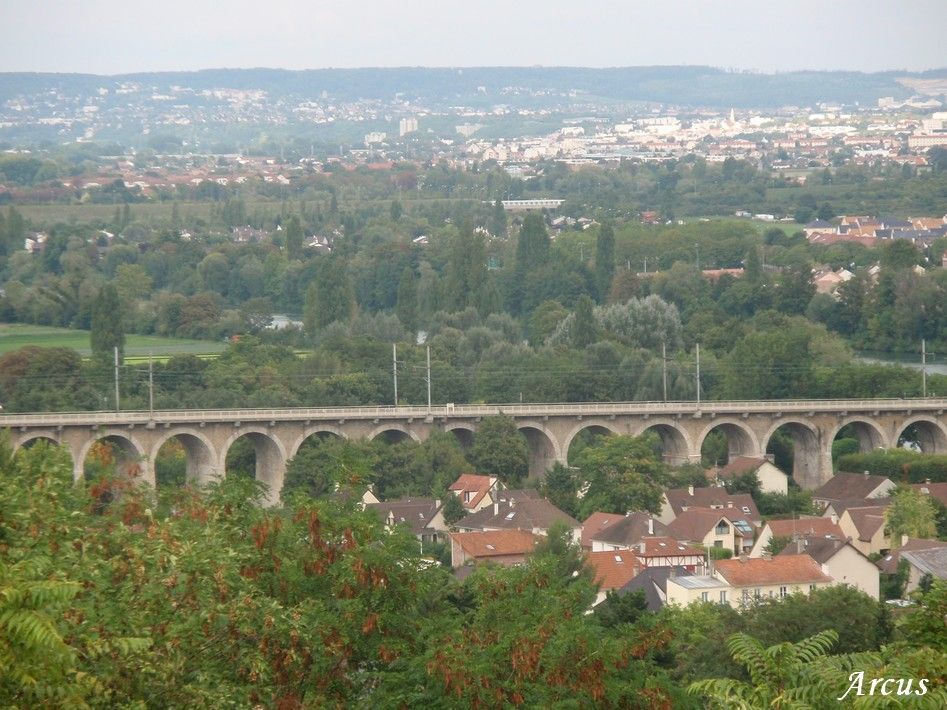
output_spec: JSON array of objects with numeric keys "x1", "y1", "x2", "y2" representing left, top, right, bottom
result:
[{"x1": 1, "y1": 440, "x2": 946, "y2": 708}]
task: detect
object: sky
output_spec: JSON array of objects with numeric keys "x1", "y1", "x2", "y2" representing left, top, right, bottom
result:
[{"x1": 1, "y1": 0, "x2": 945, "y2": 75}]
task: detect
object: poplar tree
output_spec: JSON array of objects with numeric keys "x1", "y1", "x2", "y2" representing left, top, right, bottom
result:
[
  {"x1": 571, "y1": 294, "x2": 598, "y2": 348},
  {"x1": 594, "y1": 222, "x2": 615, "y2": 302},
  {"x1": 284, "y1": 215, "x2": 303, "y2": 260},
  {"x1": 90, "y1": 283, "x2": 125, "y2": 365},
  {"x1": 396, "y1": 266, "x2": 418, "y2": 332}
]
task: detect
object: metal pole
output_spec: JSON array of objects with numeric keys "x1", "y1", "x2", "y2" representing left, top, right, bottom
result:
[
  {"x1": 393, "y1": 343, "x2": 398, "y2": 405},
  {"x1": 113, "y1": 346, "x2": 120, "y2": 411},
  {"x1": 695, "y1": 343, "x2": 701, "y2": 407},
  {"x1": 922, "y1": 339, "x2": 927, "y2": 398},
  {"x1": 148, "y1": 354, "x2": 154, "y2": 416},
  {"x1": 426, "y1": 345, "x2": 432, "y2": 412},
  {"x1": 662, "y1": 341, "x2": 668, "y2": 402}
]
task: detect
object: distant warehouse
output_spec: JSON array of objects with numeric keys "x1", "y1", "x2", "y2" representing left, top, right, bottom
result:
[{"x1": 484, "y1": 199, "x2": 565, "y2": 212}]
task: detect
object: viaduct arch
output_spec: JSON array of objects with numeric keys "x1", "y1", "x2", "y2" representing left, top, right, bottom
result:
[{"x1": 4, "y1": 398, "x2": 945, "y2": 504}]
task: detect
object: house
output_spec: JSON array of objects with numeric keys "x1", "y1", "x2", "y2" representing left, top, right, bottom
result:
[
  {"x1": 837, "y1": 505, "x2": 891, "y2": 556},
  {"x1": 449, "y1": 529, "x2": 539, "y2": 569},
  {"x1": 454, "y1": 490, "x2": 581, "y2": 542},
  {"x1": 586, "y1": 512, "x2": 667, "y2": 552},
  {"x1": 449, "y1": 473, "x2": 501, "y2": 512},
  {"x1": 665, "y1": 508, "x2": 756, "y2": 555},
  {"x1": 749, "y1": 517, "x2": 845, "y2": 558},
  {"x1": 911, "y1": 481, "x2": 947, "y2": 507},
  {"x1": 666, "y1": 555, "x2": 834, "y2": 608},
  {"x1": 901, "y1": 548, "x2": 947, "y2": 593},
  {"x1": 630, "y1": 537, "x2": 704, "y2": 570},
  {"x1": 619, "y1": 566, "x2": 692, "y2": 611},
  {"x1": 780, "y1": 537, "x2": 880, "y2": 599},
  {"x1": 580, "y1": 512, "x2": 625, "y2": 551},
  {"x1": 326, "y1": 484, "x2": 381, "y2": 509},
  {"x1": 708, "y1": 456, "x2": 789, "y2": 495},
  {"x1": 585, "y1": 550, "x2": 643, "y2": 605},
  {"x1": 365, "y1": 497, "x2": 445, "y2": 544},
  {"x1": 659, "y1": 486, "x2": 760, "y2": 525},
  {"x1": 878, "y1": 538, "x2": 947, "y2": 593},
  {"x1": 812, "y1": 472, "x2": 895, "y2": 511},
  {"x1": 804, "y1": 219, "x2": 834, "y2": 236}
]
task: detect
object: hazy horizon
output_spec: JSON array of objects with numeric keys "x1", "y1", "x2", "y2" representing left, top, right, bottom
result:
[{"x1": 3, "y1": 1, "x2": 946, "y2": 76}]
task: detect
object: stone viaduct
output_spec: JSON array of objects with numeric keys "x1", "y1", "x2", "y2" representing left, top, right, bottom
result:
[{"x1": 4, "y1": 398, "x2": 946, "y2": 506}]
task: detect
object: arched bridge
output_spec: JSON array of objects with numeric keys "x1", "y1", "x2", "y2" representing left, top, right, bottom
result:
[{"x1": 5, "y1": 399, "x2": 946, "y2": 505}]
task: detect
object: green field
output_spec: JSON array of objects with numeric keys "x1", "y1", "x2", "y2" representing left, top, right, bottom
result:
[{"x1": 0, "y1": 324, "x2": 227, "y2": 359}]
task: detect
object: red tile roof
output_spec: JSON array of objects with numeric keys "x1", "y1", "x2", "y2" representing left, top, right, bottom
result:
[
  {"x1": 715, "y1": 456, "x2": 768, "y2": 478},
  {"x1": 450, "y1": 530, "x2": 538, "y2": 558},
  {"x1": 449, "y1": 473, "x2": 497, "y2": 510},
  {"x1": 586, "y1": 550, "x2": 642, "y2": 590},
  {"x1": 665, "y1": 508, "x2": 732, "y2": 542},
  {"x1": 764, "y1": 517, "x2": 844, "y2": 539},
  {"x1": 715, "y1": 554, "x2": 833, "y2": 587},
  {"x1": 580, "y1": 512, "x2": 625, "y2": 549}
]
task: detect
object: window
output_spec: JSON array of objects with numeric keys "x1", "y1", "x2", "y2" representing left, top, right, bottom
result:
[
  {"x1": 754, "y1": 588, "x2": 761, "y2": 599},
  {"x1": 779, "y1": 586, "x2": 788, "y2": 598},
  {"x1": 742, "y1": 590, "x2": 750, "y2": 604},
  {"x1": 809, "y1": 584, "x2": 816, "y2": 593},
  {"x1": 701, "y1": 592, "x2": 709, "y2": 602},
  {"x1": 714, "y1": 540, "x2": 723, "y2": 548},
  {"x1": 719, "y1": 590, "x2": 727, "y2": 604},
  {"x1": 715, "y1": 522, "x2": 730, "y2": 535}
]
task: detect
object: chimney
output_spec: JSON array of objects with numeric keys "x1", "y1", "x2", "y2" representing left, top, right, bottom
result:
[
  {"x1": 639, "y1": 541, "x2": 646, "y2": 554},
  {"x1": 647, "y1": 517, "x2": 654, "y2": 535},
  {"x1": 901, "y1": 534, "x2": 910, "y2": 547},
  {"x1": 796, "y1": 538, "x2": 805, "y2": 554},
  {"x1": 688, "y1": 484, "x2": 694, "y2": 496},
  {"x1": 863, "y1": 470, "x2": 870, "y2": 477},
  {"x1": 925, "y1": 478, "x2": 932, "y2": 486},
  {"x1": 493, "y1": 502, "x2": 499, "y2": 516},
  {"x1": 435, "y1": 499, "x2": 441, "y2": 509}
]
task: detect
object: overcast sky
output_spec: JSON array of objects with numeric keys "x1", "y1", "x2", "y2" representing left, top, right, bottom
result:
[{"x1": 2, "y1": 0, "x2": 945, "y2": 75}]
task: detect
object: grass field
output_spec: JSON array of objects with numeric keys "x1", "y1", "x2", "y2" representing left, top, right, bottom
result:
[{"x1": 0, "y1": 324, "x2": 227, "y2": 359}]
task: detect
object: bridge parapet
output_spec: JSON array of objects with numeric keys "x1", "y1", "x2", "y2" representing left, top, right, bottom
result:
[{"x1": 4, "y1": 399, "x2": 946, "y2": 501}]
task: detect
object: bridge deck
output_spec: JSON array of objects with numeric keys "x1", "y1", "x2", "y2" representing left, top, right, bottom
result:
[{"x1": 2, "y1": 398, "x2": 945, "y2": 427}]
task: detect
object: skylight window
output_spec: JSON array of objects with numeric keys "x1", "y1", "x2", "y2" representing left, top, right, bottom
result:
[
  {"x1": 486, "y1": 544, "x2": 495, "y2": 550},
  {"x1": 505, "y1": 512, "x2": 515, "y2": 520},
  {"x1": 614, "y1": 555, "x2": 623, "y2": 562}
]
